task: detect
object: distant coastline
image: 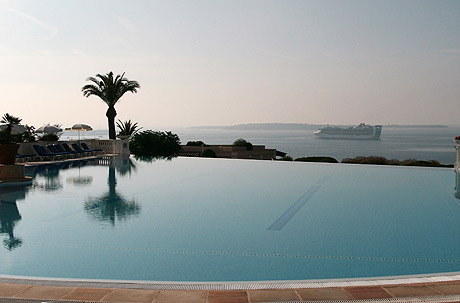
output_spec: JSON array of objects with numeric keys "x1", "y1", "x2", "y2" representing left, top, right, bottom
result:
[{"x1": 189, "y1": 123, "x2": 449, "y2": 130}]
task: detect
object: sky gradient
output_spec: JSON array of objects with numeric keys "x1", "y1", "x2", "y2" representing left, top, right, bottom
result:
[{"x1": 1, "y1": 0, "x2": 459, "y2": 129}]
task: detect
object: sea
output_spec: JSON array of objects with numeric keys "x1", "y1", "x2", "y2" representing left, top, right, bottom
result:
[{"x1": 61, "y1": 125, "x2": 460, "y2": 165}]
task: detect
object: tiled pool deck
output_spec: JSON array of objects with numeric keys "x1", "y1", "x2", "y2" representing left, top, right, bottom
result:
[{"x1": 2, "y1": 276, "x2": 460, "y2": 302}]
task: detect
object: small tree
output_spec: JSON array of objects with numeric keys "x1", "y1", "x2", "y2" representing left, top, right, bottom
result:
[
  {"x1": 130, "y1": 130, "x2": 181, "y2": 157},
  {"x1": 200, "y1": 149, "x2": 216, "y2": 158},
  {"x1": 116, "y1": 119, "x2": 141, "y2": 138},
  {"x1": 186, "y1": 140, "x2": 207, "y2": 146},
  {"x1": 233, "y1": 138, "x2": 253, "y2": 150}
]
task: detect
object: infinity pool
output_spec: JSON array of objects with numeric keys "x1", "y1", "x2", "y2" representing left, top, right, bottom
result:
[{"x1": 1, "y1": 156, "x2": 460, "y2": 282}]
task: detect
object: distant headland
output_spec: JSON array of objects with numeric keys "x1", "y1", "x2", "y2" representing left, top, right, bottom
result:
[{"x1": 189, "y1": 123, "x2": 448, "y2": 130}]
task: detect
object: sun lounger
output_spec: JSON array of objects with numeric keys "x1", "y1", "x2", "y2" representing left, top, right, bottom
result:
[
  {"x1": 81, "y1": 142, "x2": 104, "y2": 154},
  {"x1": 55, "y1": 144, "x2": 81, "y2": 158},
  {"x1": 72, "y1": 143, "x2": 94, "y2": 156},
  {"x1": 61, "y1": 143, "x2": 86, "y2": 157},
  {"x1": 33, "y1": 145, "x2": 63, "y2": 161},
  {"x1": 16, "y1": 153, "x2": 38, "y2": 163},
  {"x1": 47, "y1": 144, "x2": 73, "y2": 158}
]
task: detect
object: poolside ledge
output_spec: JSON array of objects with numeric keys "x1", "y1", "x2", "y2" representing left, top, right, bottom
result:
[{"x1": 1, "y1": 274, "x2": 460, "y2": 302}]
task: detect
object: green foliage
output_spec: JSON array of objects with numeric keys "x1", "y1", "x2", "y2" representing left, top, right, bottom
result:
[
  {"x1": 82, "y1": 71, "x2": 140, "y2": 140},
  {"x1": 200, "y1": 149, "x2": 216, "y2": 158},
  {"x1": 133, "y1": 155, "x2": 174, "y2": 163},
  {"x1": 0, "y1": 130, "x2": 13, "y2": 144},
  {"x1": 0, "y1": 113, "x2": 34, "y2": 144},
  {"x1": 295, "y1": 156, "x2": 339, "y2": 163},
  {"x1": 342, "y1": 156, "x2": 395, "y2": 165},
  {"x1": 186, "y1": 140, "x2": 207, "y2": 146},
  {"x1": 116, "y1": 119, "x2": 141, "y2": 137},
  {"x1": 130, "y1": 130, "x2": 181, "y2": 157},
  {"x1": 21, "y1": 125, "x2": 36, "y2": 143},
  {"x1": 341, "y1": 156, "x2": 452, "y2": 167},
  {"x1": 233, "y1": 138, "x2": 253, "y2": 150},
  {"x1": 82, "y1": 72, "x2": 141, "y2": 106},
  {"x1": 1, "y1": 113, "x2": 21, "y2": 126},
  {"x1": 281, "y1": 155, "x2": 293, "y2": 161},
  {"x1": 38, "y1": 134, "x2": 60, "y2": 142}
]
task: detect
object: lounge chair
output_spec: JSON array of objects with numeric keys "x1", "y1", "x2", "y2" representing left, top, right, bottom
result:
[
  {"x1": 81, "y1": 142, "x2": 104, "y2": 154},
  {"x1": 47, "y1": 144, "x2": 73, "y2": 158},
  {"x1": 54, "y1": 143, "x2": 82, "y2": 158},
  {"x1": 32, "y1": 145, "x2": 63, "y2": 161},
  {"x1": 61, "y1": 143, "x2": 86, "y2": 157},
  {"x1": 71, "y1": 143, "x2": 94, "y2": 156},
  {"x1": 16, "y1": 153, "x2": 38, "y2": 163}
]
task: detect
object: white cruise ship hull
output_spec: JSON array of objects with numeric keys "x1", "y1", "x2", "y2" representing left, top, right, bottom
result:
[{"x1": 314, "y1": 124, "x2": 382, "y2": 140}]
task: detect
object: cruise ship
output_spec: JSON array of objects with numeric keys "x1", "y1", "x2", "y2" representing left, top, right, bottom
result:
[{"x1": 314, "y1": 123, "x2": 382, "y2": 139}]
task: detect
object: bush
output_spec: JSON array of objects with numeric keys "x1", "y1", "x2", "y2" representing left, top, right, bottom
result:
[
  {"x1": 400, "y1": 159, "x2": 451, "y2": 167},
  {"x1": 200, "y1": 149, "x2": 217, "y2": 158},
  {"x1": 341, "y1": 156, "x2": 452, "y2": 168},
  {"x1": 130, "y1": 130, "x2": 181, "y2": 156},
  {"x1": 281, "y1": 155, "x2": 293, "y2": 161},
  {"x1": 341, "y1": 156, "x2": 389, "y2": 165},
  {"x1": 38, "y1": 134, "x2": 60, "y2": 142},
  {"x1": 186, "y1": 141, "x2": 207, "y2": 146},
  {"x1": 233, "y1": 138, "x2": 253, "y2": 150},
  {"x1": 133, "y1": 155, "x2": 174, "y2": 163},
  {"x1": 295, "y1": 156, "x2": 338, "y2": 163}
]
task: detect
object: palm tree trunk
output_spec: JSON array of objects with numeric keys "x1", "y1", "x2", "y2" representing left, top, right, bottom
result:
[{"x1": 106, "y1": 106, "x2": 117, "y2": 140}]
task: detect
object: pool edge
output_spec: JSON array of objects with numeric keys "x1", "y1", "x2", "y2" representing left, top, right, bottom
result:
[{"x1": 1, "y1": 272, "x2": 460, "y2": 290}]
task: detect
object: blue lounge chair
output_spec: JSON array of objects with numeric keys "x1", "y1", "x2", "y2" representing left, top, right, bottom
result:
[
  {"x1": 55, "y1": 144, "x2": 80, "y2": 158},
  {"x1": 16, "y1": 153, "x2": 38, "y2": 163},
  {"x1": 71, "y1": 143, "x2": 93, "y2": 156},
  {"x1": 47, "y1": 144, "x2": 72, "y2": 158},
  {"x1": 33, "y1": 145, "x2": 63, "y2": 161},
  {"x1": 81, "y1": 142, "x2": 104, "y2": 154},
  {"x1": 61, "y1": 143, "x2": 86, "y2": 157}
]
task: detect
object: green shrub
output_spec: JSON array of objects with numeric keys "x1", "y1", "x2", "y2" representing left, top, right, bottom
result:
[
  {"x1": 133, "y1": 155, "x2": 174, "y2": 162},
  {"x1": 281, "y1": 155, "x2": 293, "y2": 161},
  {"x1": 200, "y1": 149, "x2": 217, "y2": 158},
  {"x1": 186, "y1": 140, "x2": 207, "y2": 146},
  {"x1": 233, "y1": 138, "x2": 253, "y2": 150},
  {"x1": 341, "y1": 156, "x2": 388, "y2": 165},
  {"x1": 341, "y1": 156, "x2": 452, "y2": 167},
  {"x1": 400, "y1": 159, "x2": 451, "y2": 167},
  {"x1": 130, "y1": 130, "x2": 181, "y2": 156},
  {"x1": 38, "y1": 133, "x2": 60, "y2": 142},
  {"x1": 295, "y1": 156, "x2": 338, "y2": 163}
]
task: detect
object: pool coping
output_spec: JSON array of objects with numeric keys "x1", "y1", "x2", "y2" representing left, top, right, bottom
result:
[{"x1": 2, "y1": 272, "x2": 460, "y2": 290}]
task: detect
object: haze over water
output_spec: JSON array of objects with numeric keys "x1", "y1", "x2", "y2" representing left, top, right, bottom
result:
[{"x1": 63, "y1": 125, "x2": 460, "y2": 165}]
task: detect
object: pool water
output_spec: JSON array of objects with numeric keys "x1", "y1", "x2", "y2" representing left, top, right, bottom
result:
[{"x1": 1, "y1": 156, "x2": 460, "y2": 282}]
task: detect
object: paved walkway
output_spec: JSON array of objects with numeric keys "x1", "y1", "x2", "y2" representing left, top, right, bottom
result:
[{"x1": 1, "y1": 280, "x2": 460, "y2": 302}]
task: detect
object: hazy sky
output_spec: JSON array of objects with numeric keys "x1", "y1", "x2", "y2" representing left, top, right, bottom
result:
[{"x1": 1, "y1": 0, "x2": 459, "y2": 129}]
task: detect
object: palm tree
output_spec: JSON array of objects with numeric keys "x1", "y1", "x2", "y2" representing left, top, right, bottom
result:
[
  {"x1": 82, "y1": 72, "x2": 140, "y2": 140},
  {"x1": 116, "y1": 119, "x2": 141, "y2": 138}
]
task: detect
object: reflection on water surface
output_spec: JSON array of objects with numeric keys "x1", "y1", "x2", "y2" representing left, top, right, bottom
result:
[{"x1": 0, "y1": 156, "x2": 142, "y2": 250}]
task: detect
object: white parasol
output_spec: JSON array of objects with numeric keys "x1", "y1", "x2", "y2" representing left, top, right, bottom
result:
[{"x1": 36, "y1": 124, "x2": 62, "y2": 134}]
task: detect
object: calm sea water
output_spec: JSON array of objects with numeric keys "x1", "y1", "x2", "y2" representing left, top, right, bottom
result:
[{"x1": 62, "y1": 126, "x2": 460, "y2": 165}]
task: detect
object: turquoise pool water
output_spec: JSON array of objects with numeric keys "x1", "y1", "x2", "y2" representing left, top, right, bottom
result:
[{"x1": 1, "y1": 156, "x2": 460, "y2": 282}]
